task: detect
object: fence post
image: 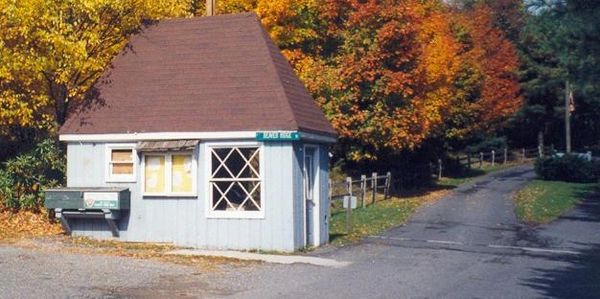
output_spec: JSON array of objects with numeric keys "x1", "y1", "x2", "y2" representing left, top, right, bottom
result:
[
  {"x1": 346, "y1": 177, "x2": 352, "y2": 233},
  {"x1": 360, "y1": 174, "x2": 367, "y2": 208},
  {"x1": 503, "y1": 148, "x2": 508, "y2": 164},
  {"x1": 384, "y1": 172, "x2": 391, "y2": 200},
  {"x1": 491, "y1": 150, "x2": 495, "y2": 166},
  {"x1": 371, "y1": 172, "x2": 377, "y2": 205},
  {"x1": 479, "y1": 152, "x2": 483, "y2": 168},
  {"x1": 467, "y1": 153, "x2": 472, "y2": 169},
  {"x1": 522, "y1": 148, "x2": 526, "y2": 161},
  {"x1": 437, "y1": 159, "x2": 442, "y2": 179}
]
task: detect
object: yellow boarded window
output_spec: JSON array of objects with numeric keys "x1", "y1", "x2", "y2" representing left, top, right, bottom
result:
[
  {"x1": 144, "y1": 156, "x2": 165, "y2": 193},
  {"x1": 110, "y1": 149, "x2": 133, "y2": 175},
  {"x1": 172, "y1": 155, "x2": 193, "y2": 193}
]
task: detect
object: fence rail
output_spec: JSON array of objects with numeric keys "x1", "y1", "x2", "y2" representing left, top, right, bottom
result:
[{"x1": 434, "y1": 146, "x2": 555, "y2": 178}]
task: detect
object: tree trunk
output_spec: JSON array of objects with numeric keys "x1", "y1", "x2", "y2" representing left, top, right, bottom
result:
[
  {"x1": 537, "y1": 130, "x2": 544, "y2": 158},
  {"x1": 52, "y1": 83, "x2": 69, "y2": 125}
]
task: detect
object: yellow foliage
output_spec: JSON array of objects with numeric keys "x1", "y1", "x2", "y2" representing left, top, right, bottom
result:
[{"x1": 0, "y1": 0, "x2": 189, "y2": 134}]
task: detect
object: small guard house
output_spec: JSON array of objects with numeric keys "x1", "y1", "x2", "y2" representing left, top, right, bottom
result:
[{"x1": 46, "y1": 13, "x2": 337, "y2": 252}]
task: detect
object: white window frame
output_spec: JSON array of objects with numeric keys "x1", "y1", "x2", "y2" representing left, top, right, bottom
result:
[
  {"x1": 105, "y1": 143, "x2": 137, "y2": 183},
  {"x1": 205, "y1": 141, "x2": 265, "y2": 219},
  {"x1": 141, "y1": 151, "x2": 198, "y2": 197}
]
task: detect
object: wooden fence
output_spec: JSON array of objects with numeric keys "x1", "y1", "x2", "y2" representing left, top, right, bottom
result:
[
  {"x1": 329, "y1": 145, "x2": 553, "y2": 233},
  {"x1": 435, "y1": 146, "x2": 553, "y2": 179},
  {"x1": 329, "y1": 172, "x2": 391, "y2": 233}
]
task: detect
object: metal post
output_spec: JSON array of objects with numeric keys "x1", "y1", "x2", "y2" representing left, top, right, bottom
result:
[
  {"x1": 206, "y1": 0, "x2": 216, "y2": 16},
  {"x1": 360, "y1": 174, "x2": 367, "y2": 208},
  {"x1": 384, "y1": 172, "x2": 392, "y2": 200},
  {"x1": 491, "y1": 150, "x2": 495, "y2": 166},
  {"x1": 346, "y1": 177, "x2": 352, "y2": 233},
  {"x1": 503, "y1": 148, "x2": 508, "y2": 164},
  {"x1": 522, "y1": 148, "x2": 526, "y2": 161},
  {"x1": 371, "y1": 172, "x2": 377, "y2": 205},
  {"x1": 328, "y1": 178, "x2": 332, "y2": 220},
  {"x1": 479, "y1": 152, "x2": 483, "y2": 168},
  {"x1": 565, "y1": 80, "x2": 572, "y2": 154},
  {"x1": 437, "y1": 159, "x2": 442, "y2": 179},
  {"x1": 538, "y1": 145, "x2": 543, "y2": 158},
  {"x1": 328, "y1": 179, "x2": 332, "y2": 202}
]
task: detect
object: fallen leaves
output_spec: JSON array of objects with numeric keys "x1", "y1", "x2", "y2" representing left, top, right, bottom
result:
[{"x1": 0, "y1": 209, "x2": 62, "y2": 241}]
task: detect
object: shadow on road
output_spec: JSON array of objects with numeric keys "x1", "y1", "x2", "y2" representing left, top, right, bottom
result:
[
  {"x1": 522, "y1": 243, "x2": 600, "y2": 299},
  {"x1": 521, "y1": 194, "x2": 600, "y2": 299}
]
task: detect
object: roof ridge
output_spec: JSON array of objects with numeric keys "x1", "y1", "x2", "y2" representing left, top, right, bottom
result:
[{"x1": 157, "y1": 12, "x2": 256, "y2": 24}]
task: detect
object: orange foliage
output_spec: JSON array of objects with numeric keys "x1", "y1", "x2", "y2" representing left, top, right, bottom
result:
[
  {"x1": 451, "y1": 5, "x2": 522, "y2": 136},
  {"x1": 217, "y1": 0, "x2": 522, "y2": 160}
]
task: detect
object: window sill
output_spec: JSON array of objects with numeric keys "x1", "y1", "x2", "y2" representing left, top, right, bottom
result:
[
  {"x1": 143, "y1": 193, "x2": 198, "y2": 198},
  {"x1": 105, "y1": 178, "x2": 136, "y2": 183},
  {"x1": 206, "y1": 211, "x2": 265, "y2": 219}
]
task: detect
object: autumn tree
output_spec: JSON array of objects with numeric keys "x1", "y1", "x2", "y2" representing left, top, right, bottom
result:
[
  {"x1": 0, "y1": 0, "x2": 188, "y2": 138},
  {"x1": 211, "y1": 0, "x2": 521, "y2": 160},
  {"x1": 443, "y1": 3, "x2": 522, "y2": 146},
  {"x1": 1, "y1": 0, "x2": 525, "y2": 164}
]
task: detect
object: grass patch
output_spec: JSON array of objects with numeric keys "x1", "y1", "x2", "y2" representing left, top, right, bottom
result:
[
  {"x1": 329, "y1": 189, "x2": 450, "y2": 245},
  {"x1": 514, "y1": 179, "x2": 597, "y2": 224}
]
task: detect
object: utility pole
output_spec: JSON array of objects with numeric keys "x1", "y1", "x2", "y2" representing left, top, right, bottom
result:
[
  {"x1": 565, "y1": 80, "x2": 572, "y2": 154},
  {"x1": 206, "y1": 0, "x2": 216, "y2": 16}
]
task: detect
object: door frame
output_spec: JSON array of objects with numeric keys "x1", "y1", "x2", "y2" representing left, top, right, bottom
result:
[{"x1": 303, "y1": 144, "x2": 320, "y2": 247}]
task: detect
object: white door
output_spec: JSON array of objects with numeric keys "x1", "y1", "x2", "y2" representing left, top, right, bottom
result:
[{"x1": 303, "y1": 147, "x2": 317, "y2": 246}]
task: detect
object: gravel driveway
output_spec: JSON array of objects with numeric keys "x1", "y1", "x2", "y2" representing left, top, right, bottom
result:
[{"x1": 2, "y1": 165, "x2": 600, "y2": 298}]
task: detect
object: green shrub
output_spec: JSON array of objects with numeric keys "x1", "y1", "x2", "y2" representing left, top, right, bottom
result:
[
  {"x1": 534, "y1": 155, "x2": 600, "y2": 183},
  {"x1": 0, "y1": 139, "x2": 65, "y2": 210},
  {"x1": 466, "y1": 137, "x2": 507, "y2": 154}
]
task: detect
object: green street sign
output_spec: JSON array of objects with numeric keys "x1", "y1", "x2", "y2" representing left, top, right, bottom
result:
[{"x1": 256, "y1": 131, "x2": 300, "y2": 141}]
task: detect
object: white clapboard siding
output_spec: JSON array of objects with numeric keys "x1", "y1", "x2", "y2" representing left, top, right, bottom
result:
[{"x1": 64, "y1": 140, "x2": 323, "y2": 252}]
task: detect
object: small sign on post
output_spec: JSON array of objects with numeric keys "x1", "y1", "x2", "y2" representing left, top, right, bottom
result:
[{"x1": 343, "y1": 196, "x2": 357, "y2": 209}]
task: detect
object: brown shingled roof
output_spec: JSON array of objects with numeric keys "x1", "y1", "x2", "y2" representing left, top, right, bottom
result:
[{"x1": 60, "y1": 12, "x2": 336, "y2": 137}]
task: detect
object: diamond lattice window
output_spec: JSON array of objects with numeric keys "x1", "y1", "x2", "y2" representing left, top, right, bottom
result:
[{"x1": 209, "y1": 146, "x2": 261, "y2": 212}]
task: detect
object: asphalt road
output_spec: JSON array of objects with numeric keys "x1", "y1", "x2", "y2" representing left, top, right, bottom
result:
[
  {"x1": 2, "y1": 165, "x2": 600, "y2": 298},
  {"x1": 215, "y1": 165, "x2": 600, "y2": 299}
]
